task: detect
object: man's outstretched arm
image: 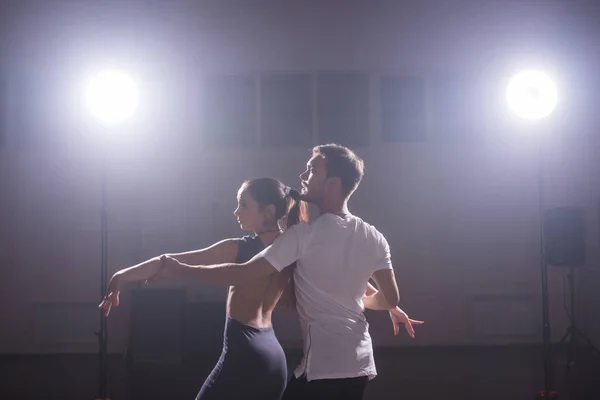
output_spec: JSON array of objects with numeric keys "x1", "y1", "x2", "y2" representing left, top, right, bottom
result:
[
  {"x1": 177, "y1": 255, "x2": 278, "y2": 286},
  {"x1": 163, "y1": 224, "x2": 306, "y2": 286}
]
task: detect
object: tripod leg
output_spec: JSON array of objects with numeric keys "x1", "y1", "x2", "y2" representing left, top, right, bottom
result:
[
  {"x1": 553, "y1": 328, "x2": 571, "y2": 379},
  {"x1": 558, "y1": 329, "x2": 570, "y2": 346},
  {"x1": 571, "y1": 327, "x2": 600, "y2": 356},
  {"x1": 565, "y1": 328, "x2": 575, "y2": 377}
]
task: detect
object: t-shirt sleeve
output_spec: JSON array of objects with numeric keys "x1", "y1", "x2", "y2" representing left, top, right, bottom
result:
[
  {"x1": 259, "y1": 222, "x2": 310, "y2": 272},
  {"x1": 374, "y1": 233, "x2": 393, "y2": 272}
]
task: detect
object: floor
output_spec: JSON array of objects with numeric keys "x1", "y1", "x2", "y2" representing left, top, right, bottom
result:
[{"x1": 0, "y1": 345, "x2": 598, "y2": 400}]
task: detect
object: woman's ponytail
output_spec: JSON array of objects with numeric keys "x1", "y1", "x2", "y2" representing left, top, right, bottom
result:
[{"x1": 285, "y1": 188, "x2": 308, "y2": 229}]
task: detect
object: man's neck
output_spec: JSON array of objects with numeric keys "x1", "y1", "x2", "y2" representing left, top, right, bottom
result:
[{"x1": 318, "y1": 199, "x2": 349, "y2": 217}]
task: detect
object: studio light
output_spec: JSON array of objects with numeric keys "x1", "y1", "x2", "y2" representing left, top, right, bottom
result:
[
  {"x1": 85, "y1": 70, "x2": 139, "y2": 126},
  {"x1": 506, "y1": 69, "x2": 557, "y2": 121}
]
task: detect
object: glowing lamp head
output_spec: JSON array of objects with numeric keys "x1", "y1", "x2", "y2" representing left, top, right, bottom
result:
[
  {"x1": 85, "y1": 70, "x2": 139, "y2": 125},
  {"x1": 506, "y1": 70, "x2": 557, "y2": 121}
]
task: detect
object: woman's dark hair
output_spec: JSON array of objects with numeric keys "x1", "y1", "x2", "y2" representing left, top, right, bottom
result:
[{"x1": 241, "y1": 178, "x2": 308, "y2": 229}]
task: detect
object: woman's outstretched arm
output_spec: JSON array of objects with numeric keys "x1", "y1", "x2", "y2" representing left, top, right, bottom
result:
[
  {"x1": 114, "y1": 239, "x2": 239, "y2": 283},
  {"x1": 99, "y1": 239, "x2": 238, "y2": 316},
  {"x1": 166, "y1": 239, "x2": 239, "y2": 266}
]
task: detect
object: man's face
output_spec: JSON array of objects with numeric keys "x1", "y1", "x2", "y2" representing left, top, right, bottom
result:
[{"x1": 299, "y1": 154, "x2": 328, "y2": 203}]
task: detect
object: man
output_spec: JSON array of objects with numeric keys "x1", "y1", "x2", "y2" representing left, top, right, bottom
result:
[{"x1": 155, "y1": 144, "x2": 422, "y2": 399}]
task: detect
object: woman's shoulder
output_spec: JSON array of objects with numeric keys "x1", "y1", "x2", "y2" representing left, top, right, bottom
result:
[{"x1": 237, "y1": 234, "x2": 254, "y2": 243}]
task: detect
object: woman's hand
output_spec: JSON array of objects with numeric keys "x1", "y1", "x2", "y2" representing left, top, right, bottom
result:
[
  {"x1": 98, "y1": 255, "x2": 188, "y2": 317},
  {"x1": 98, "y1": 272, "x2": 121, "y2": 317}
]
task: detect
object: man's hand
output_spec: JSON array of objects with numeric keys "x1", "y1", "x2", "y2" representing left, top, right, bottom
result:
[
  {"x1": 98, "y1": 273, "x2": 121, "y2": 318},
  {"x1": 389, "y1": 307, "x2": 424, "y2": 338}
]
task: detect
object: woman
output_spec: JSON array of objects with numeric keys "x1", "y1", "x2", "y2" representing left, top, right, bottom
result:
[{"x1": 99, "y1": 177, "x2": 308, "y2": 400}]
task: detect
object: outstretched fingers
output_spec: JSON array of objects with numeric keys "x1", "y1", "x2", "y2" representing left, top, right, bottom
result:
[
  {"x1": 404, "y1": 319, "x2": 424, "y2": 338},
  {"x1": 404, "y1": 321, "x2": 415, "y2": 338},
  {"x1": 98, "y1": 292, "x2": 119, "y2": 317}
]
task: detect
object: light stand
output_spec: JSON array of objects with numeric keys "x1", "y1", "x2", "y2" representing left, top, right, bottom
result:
[
  {"x1": 98, "y1": 156, "x2": 109, "y2": 399},
  {"x1": 86, "y1": 69, "x2": 139, "y2": 400},
  {"x1": 505, "y1": 69, "x2": 558, "y2": 399},
  {"x1": 557, "y1": 267, "x2": 600, "y2": 377},
  {"x1": 536, "y1": 145, "x2": 554, "y2": 398}
]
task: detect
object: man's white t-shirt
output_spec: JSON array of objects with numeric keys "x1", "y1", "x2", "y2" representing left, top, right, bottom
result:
[{"x1": 260, "y1": 213, "x2": 393, "y2": 381}]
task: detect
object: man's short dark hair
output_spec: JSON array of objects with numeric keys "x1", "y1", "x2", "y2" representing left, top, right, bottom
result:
[{"x1": 312, "y1": 143, "x2": 365, "y2": 198}]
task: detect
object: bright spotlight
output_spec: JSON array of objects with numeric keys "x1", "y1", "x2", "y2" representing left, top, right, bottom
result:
[
  {"x1": 85, "y1": 70, "x2": 139, "y2": 125},
  {"x1": 506, "y1": 70, "x2": 557, "y2": 121}
]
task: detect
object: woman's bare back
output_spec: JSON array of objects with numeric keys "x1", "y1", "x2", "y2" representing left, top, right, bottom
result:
[
  {"x1": 227, "y1": 265, "x2": 292, "y2": 328},
  {"x1": 167, "y1": 234, "x2": 292, "y2": 329}
]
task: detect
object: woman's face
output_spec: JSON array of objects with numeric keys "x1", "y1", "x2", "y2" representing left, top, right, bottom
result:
[{"x1": 233, "y1": 187, "x2": 266, "y2": 232}]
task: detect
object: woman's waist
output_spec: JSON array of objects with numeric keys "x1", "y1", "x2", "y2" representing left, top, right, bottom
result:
[
  {"x1": 227, "y1": 294, "x2": 274, "y2": 329},
  {"x1": 225, "y1": 313, "x2": 274, "y2": 333},
  {"x1": 222, "y1": 315, "x2": 281, "y2": 351}
]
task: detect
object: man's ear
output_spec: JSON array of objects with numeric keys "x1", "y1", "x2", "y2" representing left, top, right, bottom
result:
[{"x1": 327, "y1": 176, "x2": 342, "y2": 191}]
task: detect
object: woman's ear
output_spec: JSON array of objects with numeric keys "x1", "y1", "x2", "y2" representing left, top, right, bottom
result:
[{"x1": 263, "y1": 203, "x2": 276, "y2": 224}]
